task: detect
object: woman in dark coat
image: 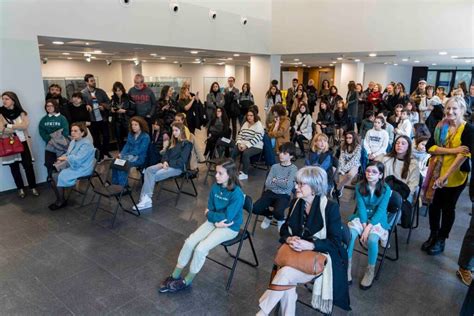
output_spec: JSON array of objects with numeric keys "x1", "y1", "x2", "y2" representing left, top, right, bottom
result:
[{"x1": 257, "y1": 166, "x2": 350, "y2": 315}]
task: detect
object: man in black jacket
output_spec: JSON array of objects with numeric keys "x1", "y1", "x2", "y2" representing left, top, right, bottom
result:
[
  {"x1": 224, "y1": 76, "x2": 240, "y2": 140},
  {"x1": 46, "y1": 84, "x2": 70, "y2": 121}
]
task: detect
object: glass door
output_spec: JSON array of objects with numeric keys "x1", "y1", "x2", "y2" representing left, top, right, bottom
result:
[{"x1": 436, "y1": 71, "x2": 454, "y2": 92}]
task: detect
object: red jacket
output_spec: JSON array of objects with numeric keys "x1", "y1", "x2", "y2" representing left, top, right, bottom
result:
[{"x1": 367, "y1": 91, "x2": 382, "y2": 110}]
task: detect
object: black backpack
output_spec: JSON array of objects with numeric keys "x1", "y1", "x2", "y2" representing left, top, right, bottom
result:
[{"x1": 385, "y1": 175, "x2": 413, "y2": 229}]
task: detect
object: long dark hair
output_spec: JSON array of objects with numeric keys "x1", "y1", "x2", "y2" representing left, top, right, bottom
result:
[
  {"x1": 216, "y1": 158, "x2": 241, "y2": 190},
  {"x1": 160, "y1": 85, "x2": 171, "y2": 100},
  {"x1": 359, "y1": 161, "x2": 385, "y2": 197},
  {"x1": 209, "y1": 82, "x2": 220, "y2": 94},
  {"x1": 387, "y1": 135, "x2": 412, "y2": 179},
  {"x1": 341, "y1": 131, "x2": 359, "y2": 154},
  {"x1": 1, "y1": 91, "x2": 27, "y2": 115},
  {"x1": 210, "y1": 107, "x2": 229, "y2": 128}
]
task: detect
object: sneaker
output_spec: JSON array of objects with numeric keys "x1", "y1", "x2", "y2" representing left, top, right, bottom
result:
[
  {"x1": 18, "y1": 189, "x2": 26, "y2": 198},
  {"x1": 133, "y1": 195, "x2": 152, "y2": 211},
  {"x1": 166, "y1": 277, "x2": 191, "y2": 293},
  {"x1": 360, "y1": 265, "x2": 375, "y2": 290},
  {"x1": 260, "y1": 216, "x2": 272, "y2": 230},
  {"x1": 31, "y1": 188, "x2": 40, "y2": 197},
  {"x1": 277, "y1": 220, "x2": 285, "y2": 232},
  {"x1": 456, "y1": 268, "x2": 472, "y2": 286},
  {"x1": 158, "y1": 276, "x2": 178, "y2": 293},
  {"x1": 238, "y1": 173, "x2": 248, "y2": 180}
]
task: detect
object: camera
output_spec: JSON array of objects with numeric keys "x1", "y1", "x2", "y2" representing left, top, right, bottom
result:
[
  {"x1": 209, "y1": 10, "x2": 217, "y2": 21},
  {"x1": 120, "y1": 0, "x2": 131, "y2": 6},
  {"x1": 169, "y1": 2, "x2": 179, "y2": 13},
  {"x1": 106, "y1": 60, "x2": 112, "y2": 66},
  {"x1": 240, "y1": 17, "x2": 248, "y2": 25},
  {"x1": 42, "y1": 57, "x2": 48, "y2": 64}
]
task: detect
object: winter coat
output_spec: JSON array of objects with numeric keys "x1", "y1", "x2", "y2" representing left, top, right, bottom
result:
[{"x1": 57, "y1": 138, "x2": 95, "y2": 187}]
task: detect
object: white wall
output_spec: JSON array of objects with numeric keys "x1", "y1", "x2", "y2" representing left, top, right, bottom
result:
[
  {"x1": 271, "y1": 0, "x2": 473, "y2": 54},
  {"x1": 364, "y1": 64, "x2": 412, "y2": 90}
]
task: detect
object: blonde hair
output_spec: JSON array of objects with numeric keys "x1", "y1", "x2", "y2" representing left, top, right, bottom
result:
[
  {"x1": 168, "y1": 122, "x2": 187, "y2": 149},
  {"x1": 310, "y1": 133, "x2": 329, "y2": 153}
]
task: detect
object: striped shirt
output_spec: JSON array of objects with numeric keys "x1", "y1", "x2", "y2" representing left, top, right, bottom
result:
[{"x1": 236, "y1": 121, "x2": 264, "y2": 149}]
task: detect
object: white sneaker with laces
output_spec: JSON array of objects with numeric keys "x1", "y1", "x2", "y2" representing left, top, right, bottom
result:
[
  {"x1": 260, "y1": 217, "x2": 272, "y2": 229},
  {"x1": 133, "y1": 195, "x2": 152, "y2": 211},
  {"x1": 238, "y1": 173, "x2": 248, "y2": 180}
]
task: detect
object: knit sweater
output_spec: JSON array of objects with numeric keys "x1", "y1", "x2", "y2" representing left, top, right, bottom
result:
[
  {"x1": 364, "y1": 129, "x2": 389, "y2": 157},
  {"x1": 265, "y1": 163, "x2": 298, "y2": 195},
  {"x1": 338, "y1": 145, "x2": 361, "y2": 174},
  {"x1": 206, "y1": 183, "x2": 244, "y2": 232},
  {"x1": 380, "y1": 156, "x2": 420, "y2": 196},
  {"x1": 236, "y1": 121, "x2": 264, "y2": 149},
  {"x1": 38, "y1": 113, "x2": 69, "y2": 143},
  {"x1": 395, "y1": 119, "x2": 412, "y2": 137},
  {"x1": 128, "y1": 86, "x2": 156, "y2": 117}
]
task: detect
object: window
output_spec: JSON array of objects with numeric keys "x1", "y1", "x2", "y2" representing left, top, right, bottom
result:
[
  {"x1": 427, "y1": 71, "x2": 437, "y2": 86},
  {"x1": 454, "y1": 71, "x2": 472, "y2": 89}
]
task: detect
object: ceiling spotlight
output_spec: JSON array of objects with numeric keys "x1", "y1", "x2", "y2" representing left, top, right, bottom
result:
[
  {"x1": 62, "y1": 52, "x2": 70, "y2": 55},
  {"x1": 106, "y1": 59, "x2": 112, "y2": 66},
  {"x1": 465, "y1": 60, "x2": 472, "y2": 63},
  {"x1": 195, "y1": 58, "x2": 200, "y2": 61},
  {"x1": 331, "y1": 61, "x2": 337, "y2": 64},
  {"x1": 302, "y1": 64, "x2": 307, "y2": 67},
  {"x1": 227, "y1": 57, "x2": 233, "y2": 60},
  {"x1": 414, "y1": 60, "x2": 420, "y2": 63},
  {"x1": 451, "y1": 55, "x2": 458, "y2": 59},
  {"x1": 336, "y1": 57, "x2": 343, "y2": 60},
  {"x1": 86, "y1": 57, "x2": 91, "y2": 63},
  {"x1": 84, "y1": 53, "x2": 91, "y2": 57},
  {"x1": 134, "y1": 60, "x2": 140, "y2": 66},
  {"x1": 438, "y1": 51, "x2": 448, "y2": 55},
  {"x1": 209, "y1": 10, "x2": 217, "y2": 21},
  {"x1": 294, "y1": 58, "x2": 299, "y2": 61},
  {"x1": 319, "y1": 66, "x2": 322, "y2": 69},
  {"x1": 432, "y1": 63, "x2": 437, "y2": 66},
  {"x1": 85, "y1": 42, "x2": 90, "y2": 45},
  {"x1": 402, "y1": 58, "x2": 408, "y2": 61},
  {"x1": 173, "y1": 61, "x2": 179, "y2": 64},
  {"x1": 93, "y1": 50, "x2": 102, "y2": 54},
  {"x1": 329, "y1": 64, "x2": 334, "y2": 66},
  {"x1": 354, "y1": 59, "x2": 360, "y2": 62},
  {"x1": 369, "y1": 53, "x2": 377, "y2": 57},
  {"x1": 190, "y1": 51, "x2": 199, "y2": 54},
  {"x1": 240, "y1": 17, "x2": 248, "y2": 25},
  {"x1": 41, "y1": 57, "x2": 48, "y2": 64},
  {"x1": 217, "y1": 62, "x2": 225, "y2": 66},
  {"x1": 298, "y1": 62, "x2": 302, "y2": 65},
  {"x1": 52, "y1": 41, "x2": 64, "y2": 45},
  {"x1": 233, "y1": 54, "x2": 240, "y2": 57},
  {"x1": 393, "y1": 63, "x2": 398, "y2": 66},
  {"x1": 160, "y1": 57, "x2": 166, "y2": 60},
  {"x1": 150, "y1": 53, "x2": 158, "y2": 57},
  {"x1": 90, "y1": 56, "x2": 96, "y2": 59},
  {"x1": 67, "y1": 57, "x2": 72, "y2": 60}
]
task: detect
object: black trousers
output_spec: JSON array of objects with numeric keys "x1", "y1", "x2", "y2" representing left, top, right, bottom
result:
[
  {"x1": 231, "y1": 146, "x2": 262, "y2": 174},
  {"x1": 460, "y1": 280, "x2": 474, "y2": 316},
  {"x1": 293, "y1": 134, "x2": 308, "y2": 156},
  {"x1": 90, "y1": 120, "x2": 110, "y2": 158},
  {"x1": 44, "y1": 150, "x2": 57, "y2": 180},
  {"x1": 113, "y1": 121, "x2": 128, "y2": 151},
  {"x1": 9, "y1": 142, "x2": 37, "y2": 189},
  {"x1": 458, "y1": 209, "x2": 474, "y2": 269},
  {"x1": 429, "y1": 182, "x2": 466, "y2": 239},
  {"x1": 253, "y1": 190, "x2": 291, "y2": 221},
  {"x1": 230, "y1": 117, "x2": 238, "y2": 140}
]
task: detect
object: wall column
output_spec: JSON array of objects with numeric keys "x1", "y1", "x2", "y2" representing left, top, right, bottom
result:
[
  {"x1": 250, "y1": 55, "x2": 280, "y2": 121},
  {"x1": 334, "y1": 62, "x2": 365, "y2": 98}
]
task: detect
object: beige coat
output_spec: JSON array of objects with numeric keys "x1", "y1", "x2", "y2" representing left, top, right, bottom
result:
[
  {"x1": 267, "y1": 116, "x2": 291, "y2": 152},
  {"x1": 0, "y1": 113, "x2": 35, "y2": 164}
]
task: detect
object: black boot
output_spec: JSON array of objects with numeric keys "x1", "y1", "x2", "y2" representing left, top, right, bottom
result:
[
  {"x1": 427, "y1": 238, "x2": 445, "y2": 256},
  {"x1": 421, "y1": 231, "x2": 438, "y2": 251}
]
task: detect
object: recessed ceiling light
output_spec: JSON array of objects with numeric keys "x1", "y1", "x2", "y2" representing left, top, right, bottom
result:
[
  {"x1": 90, "y1": 56, "x2": 96, "y2": 59},
  {"x1": 195, "y1": 58, "x2": 200, "y2": 61},
  {"x1": 192, "y1": 61, "x2": 200, "y2": 64},
  {"x1": 38, "y1": 44, "x2": 44, "y2": 47},
  {"x1": 52, "y1": 41, "x2": 64, "y2": 45},
  {"x1": 383, "y1": 62, "x2": 388, "y2": 65},
  {"x1": 331, "y1": 61, "x2": 337, "y2": 64},
  {"x1": 160, "y1": 57, "x2": 166, "y2": 60},
  {"x1": 227, "y1": 57, "x2": 233, "y2": 60},
  {"x1": 354, "y1": 59, "x2": 360, "y2": 62},
  {"x1": 329, "y1": 64, "x2": 334, "y2": 66},
  {"x1": 142, "y1": 60, "x2": 147, "y2": 62},
  {"x1": 86, "y1": 57, "x2": 91, "y2": 62},
  {"x1": 369, "y1": 53, "x2": 377, "y2": 57},
  {"x1": 303, "y1": 64, "x2": 307, "y2": 66},
  {"x1": 402, "y1": 58, "x2": 408, "y2": 61},
  {"x1": 150, "y1": 53, "x2": 158, "y2": 57},
  {"x1": 233, "y1": 54, "x2": 240, "y2": 57},
  {"x1": 414, "y1": 60, "x2": 420, "y2": 63},
  {"x1": 190, "y1": 51, "x2": 199, "y2": 54},
  {"x1": 451, "y1": 56, "x2": 458, "y2": 59},
  {"x1": 217, "y1": 62, "x2": 225, "y2": 65},
  {"x1": 465, "y1": 60, "x2": 472, "y2": 63},
  {"x1": 393, "y1": 63, "x2": 398, "y2": 66},
  {"x1": 432, "y1": 63, "x2": 437, "y2": 66},
  {"x1": 93, "y1": 50, "x2": 102, "y2": 54},
  {"x1": 438, "y1": 51, "x2": 447, "y2": 55},
  {"x1": 84, "y1": 53, "x2": 91, "y2": 57},
  {"x1": 294, "y1": 58, "x2": 299, "y2": 61},
  {"x1": 85, "y1": 42, "x2": 90, "y2": 46},
  {"x1": 298, "y1": 62, "x2": 302, "y2": 65},
  {"x1": 173, "y1": 61, "x2": 178, "y2": 64},
  {"x1": 62, "y1": 52, "x2": 70, "y2": 55},
  {"x1": 67, "y1": 57, "x2": 72, "y2": 60},
  {"x1": 336, "y1": 57, "x2": 343, "y2": 60}
]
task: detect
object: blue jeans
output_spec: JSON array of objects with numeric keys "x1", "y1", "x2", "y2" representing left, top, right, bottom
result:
[
  {"x1": 140, "y1": 164, "x2": 182, "y2": 198},
  {"x1": 347, "y1": 228, "x2": 380, "y2": 265}
]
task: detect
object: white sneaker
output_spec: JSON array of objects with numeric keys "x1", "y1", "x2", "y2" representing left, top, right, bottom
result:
[
  {"x1": 277, "y1": 220, "x2": 285, "y2": 231},
  {"x1": 260, "y1": 217, "x2": 272, "y2": 229},
  {"x1": 238, "y1": 173, "x2": 248, "y2": 180},
  {"x1": 133, "y1": 195, "x2": 152, "y2": 211}
]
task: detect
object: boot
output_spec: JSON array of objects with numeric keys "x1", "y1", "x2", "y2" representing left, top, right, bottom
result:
[
  {"x1": 347, "y1": 259, "x2": 352, "y2": 285},
  {"x1": 421, "y1": 231, "x2": 438, "y2": 251},
  {"x1": 360, "y1": 265, "x2": 375, "y2": 290},
  {"x1": 18, "y1": 189, "x2": 26, "y2": 198},
  {"x1": 456, "y1": 268, "x2": 472, "y2": 286},
  {"x1": 427, "y1": 238, "x2": 445, "y2": 256}
]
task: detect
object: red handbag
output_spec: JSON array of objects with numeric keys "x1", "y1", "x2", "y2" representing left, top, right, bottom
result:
[{"x1": 0, "y1": 135, "x2": 24, "y2": 157}]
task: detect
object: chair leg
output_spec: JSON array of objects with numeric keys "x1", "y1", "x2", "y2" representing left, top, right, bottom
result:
[
  {"x1": 190, "y1": 178, "x2": 198, "y2": 196},
  {"x1": 247, "y1": 235, "x2": 259, "y2": 267},
  {"x1": 174, "y1": 177, "x2": 185, "y2": 206},
  {"x1": 110, "y1": 201, "x2": 121, "y2": 228},
  {"x1": 251, "y1": 215, "x2": 259, "y2": 236},
  {"x1": 91, "y1": 195, "x2": 102, "y2": 222},
  {"x1": 80, "y1": 180, "x2": 91, "y2": 206},
  {"x1": 406, "y1": 203, "x2": 418, "y2": 244}
]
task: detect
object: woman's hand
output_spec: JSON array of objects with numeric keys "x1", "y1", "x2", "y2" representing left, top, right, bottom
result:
[
  {"x1": 86, "y1": 105, "x2": 93, "y2": 112},
  {"x1": 294, "y1": 239, "x2": 315, "y2": 251},
  {"x1": 452, "y1": 146, "x2": 470, "y2": 155},
  {"x1": 155, "y1": 162, "x2": 163, "y2": 168},
  {"x1": 204, "y1": 208, "x2": 209, "y2": 215},
  {"x1": 215, "y1": 219, "x2": 234, "y2": 228},
  {"x1": 433, "y1": 175, "x2": 448, "y2": 189},
  {"x1": 57, "y1": 156, "x2": 67, "y2": 162},
  {"x1": 360, "y1": 224, "x2": 372, "y2": 244},
  {"x1": 163, "y1": 161, "x2": 169, "y2": 169},
  {"x1": 117, "y1": 109, "x2": 126, "y2": 114}
]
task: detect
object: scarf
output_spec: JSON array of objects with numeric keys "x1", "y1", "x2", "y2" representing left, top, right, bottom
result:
[{"x1": 0, "y1": 106, "x2": 22, "y2": 122}]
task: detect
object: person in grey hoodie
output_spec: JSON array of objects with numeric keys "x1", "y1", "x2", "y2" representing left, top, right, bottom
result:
[{"x1": 128, "y1": 74, "x2": 156, "y2": 119}]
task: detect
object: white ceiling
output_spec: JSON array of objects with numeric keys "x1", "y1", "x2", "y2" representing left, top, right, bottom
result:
[{"x1": 38, "y1": 36, "x2": 473, "y2": 68}]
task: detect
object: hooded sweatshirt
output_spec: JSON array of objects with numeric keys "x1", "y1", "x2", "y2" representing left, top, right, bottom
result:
[{"x1": 128, "y1": 84, "x2": 156, "y2": 117}]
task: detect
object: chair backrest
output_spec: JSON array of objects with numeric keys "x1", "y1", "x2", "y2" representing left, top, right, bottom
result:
[{"x1": 242, "y1": 195, "x2": 254, "y2": 231}]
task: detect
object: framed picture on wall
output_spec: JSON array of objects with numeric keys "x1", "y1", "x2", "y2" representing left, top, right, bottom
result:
[
  {"x1": 145, "y1": 76, "x2": 192, "y2": 99},
  {"x1": 43, "y1": 77, "x2": 96, "y2": 99}
]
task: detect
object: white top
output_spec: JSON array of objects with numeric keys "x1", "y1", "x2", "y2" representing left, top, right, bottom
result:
[
  {"x1": 363, "y1": 129, "x2": 389, "y2": 157},
  {"x1": 395, "y1": 119, "x2": 412, "y2": 137},
  {"x1": 293, "y1": 113, "x2": 313, "y2": 140}
]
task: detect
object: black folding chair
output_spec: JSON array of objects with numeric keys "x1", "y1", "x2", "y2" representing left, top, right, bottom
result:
[
  {"x1": 70, "y1": 149, "x2": 104, "y2": 206},
  {"x1": 406, "y1": 175, "x2": 423, "y2": 244},
  {"x1": 207, "y1": 195, "x2": 259, "y2": 290},
  {"x1": 354, "y1": 191, "x2": 402, "y2": 280},
  {"x1": 90, "y1": 160, "x2": 141, "y2": 227}
]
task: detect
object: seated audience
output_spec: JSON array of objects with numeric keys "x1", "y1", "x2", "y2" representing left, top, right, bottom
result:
[
  {"x1": 204, "y1": 107, "x2": 230, "y2": 159},
  {"x1": 39, "y1": 99, "x2": 70, "y2": 181},
  {"x1": 267, "y1": 104, "x2": 290, "y2": 152},
  {"x1": 316, "y1": 99, "x2": 335, "y2": 136},
  {"x1": 292, "y1": 102, "x2": 313, "y2": 158},
  {"x1": 158, "y1": 158, "x2": 244, "y2": 293},
  {"x1": 133, "y1": 122, "x2": 192, "y2": 211},
  {"x1": 48, "y1": 123, "x2": 95, "y2": 210},
  {"x1": 363, "y1": 116, "x2": 389, "y2": 161},
  {"x1": 335, "y1": 131, "x2": 361, "y2": 196},
  {"x1": 334, "y1": 100, "x2": 349, "y2": 142},
  {"x1": 112, "y1": 116, "x2": 150, "y2": 186},
  {"x1": 411, "y1": 135, "x2": 431, "y2": 178},
  {"x1": 305, "y1": 133, "x2": 338, "y2": 192},
  {"x1": 405, "y1": 101, "x2": 419, "y2": 125},
  {"x1": 359, "y1": 110, "x2": 375, "y2": 139},
  {"x1": 257, "y1": 166, "x2": 350, "y2": 315},
  {"x1": 388, "y1": 104, "x2": 403, "y2": 128},
  {"x1": 146, "y1": 118, "x2": 169, "y2": 167},
  {"x1": 231, "y1": 108, "x2": 265, "y2": 180},
  {"x1": 347, "y1": 161, "x2": 392, "y2": 289},
  {"x1": 253, "y1": 142, "x2": 298, "y2": 231},
  {"x1": 377, "y1": 111, "x2": 394, "y2": 150}
]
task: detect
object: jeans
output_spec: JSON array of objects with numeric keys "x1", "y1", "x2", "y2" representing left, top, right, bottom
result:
[
  {"x1": 231, "y1": 146, "x2": 262, "y2": 174},
  {"x1": 9, "y1": 142, "x2": 37, "y2": 189},
  {"x1": 253, "y1": 190, "x2": 291, "y2": 221},
  {"x1": 140, "y1": 164, "x2": 182, "y2": 198},
  {"x1": 429, "y1": 182, "x2": 466, "y2": 239},
  {"x1": 347, "y1": 229, "x2": 380, "y2": 265},
  {"x1": 177, "y1": 221, "x2": 238, "y2": 274},
  {"x1": 458, "y1": 211, "x2": 474, "y2": 270}
]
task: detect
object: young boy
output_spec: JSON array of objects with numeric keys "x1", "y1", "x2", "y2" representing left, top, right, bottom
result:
[
  {"x1": 360, "y1": 110, "x2": 375, "y2": 139},
  {"x1": 395, "y1": 109, "x2": 413, "y2": 138},
  {"x1": 253, "y1": 142, "x2": 298, "y2": 231}
]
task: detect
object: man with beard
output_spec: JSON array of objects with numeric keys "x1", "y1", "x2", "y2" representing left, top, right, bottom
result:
[
  {"x1": 81, "y1": 73, "x2": 111, "y2": 160},
  {"x1": 46, "y1": 84, "x2": 70, "y2": 121}
]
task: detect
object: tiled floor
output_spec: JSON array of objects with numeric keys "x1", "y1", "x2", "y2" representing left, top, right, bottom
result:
[{"x1": 0, "y1": 160, "x2": 471, "y2": 315}]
